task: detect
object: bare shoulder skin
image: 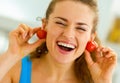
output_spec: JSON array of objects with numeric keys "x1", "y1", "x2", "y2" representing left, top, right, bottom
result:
[{"x1": 1, "y1": 61, "x2": 21, "y2": 83}]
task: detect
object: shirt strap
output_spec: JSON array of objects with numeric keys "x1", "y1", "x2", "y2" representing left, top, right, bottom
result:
[{"x1": 19, "y1": 56, "x2": 32, "y2": 83}]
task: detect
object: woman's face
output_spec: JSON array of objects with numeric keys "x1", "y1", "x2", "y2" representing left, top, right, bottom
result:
[{"x1": 45, "y1": 1, "x2": 96, "y2": 64}]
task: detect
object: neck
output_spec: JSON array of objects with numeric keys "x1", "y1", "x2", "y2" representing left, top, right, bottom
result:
[{"x1": 40, "y1": 53, "x2": 76, "y2": 81}]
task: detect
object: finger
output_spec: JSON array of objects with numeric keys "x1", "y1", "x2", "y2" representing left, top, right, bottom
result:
[
  {"x1": 18, "y1": 24, "x2": 31, "y2": 39},
  {"x1": 110, "y1": 55, "x2": 117, "y2": 65},
  {"x1": 20, "y1": 24, "x2": 30, "y2": 31},
  {"x1": 22, "y1": 27, "x2": 39, "y2": 42},
  {"x1": 14, "y1": 24, "x2": 27, "y2": 38},
  {"x1": 18, "y1": 27, "x2": 27, "y2": 39},
  {"x1": 30, "y1": 27, "x2": 41, "y2": 36},
  {"x1": 102, "y1": 47, "x2": 115, "y2": 58},
  {"x1": 9, "y1": 29, "x2": 17, "y2": 38},
  {"x1": 34, "y1": 27, "x2": 41, "y2": 31},
  {"x1": 25, "y1": 27, "x2": 41, "y2": 41},
  {"x1": 8, "y1": 31, "x2": 17, "y2": 45},
  {"x1": 95, "y1": 47, "x2": 102, "y2": 58},
  {"x1": 84, "y1": 50, "x2": 94, "y2": 67},
  {"x1": 106, "y1": 55, "x2": 117, "y2": 71},
  {"x1": 105, "y1": 51, "x2": 116, "y2": 59},
  {"x1": 28, "y1": 39, "x2": 46, "y2": 52}
]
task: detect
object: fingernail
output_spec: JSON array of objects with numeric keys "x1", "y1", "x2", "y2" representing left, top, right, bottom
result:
[
  {"x1": 100, "y1": 52, "x2": 103, "y2": 57},
  {"x1": 97, "y1": 48, "x2": 100, "y2": 52},
  {"x1": 30, "y1": 33, "x2": 33, "y2": 37},
  {"x1": 23, "y1": 32, "x2": 27, "y2": 39}
]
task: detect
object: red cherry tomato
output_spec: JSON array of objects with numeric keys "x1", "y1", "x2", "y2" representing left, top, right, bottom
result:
[
  {"x1": 86, "y1": 41, "x2": 97, "y2": 52},
  {"x1": 36, "y1": 29, "x2": 47, "y2": 39}
]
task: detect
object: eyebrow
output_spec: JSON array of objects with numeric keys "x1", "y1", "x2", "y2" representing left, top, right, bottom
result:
[
  {"x1": 54, "y1": 17, "x2": 68, "y2": 22},
  {"x1": 54, "y1": 16, "x2": 88, "y2": 26}
]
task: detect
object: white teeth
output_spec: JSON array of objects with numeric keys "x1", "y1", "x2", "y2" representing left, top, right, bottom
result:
[{"x1": 57, "y1": 42, "x2": 75, "y2": 49}]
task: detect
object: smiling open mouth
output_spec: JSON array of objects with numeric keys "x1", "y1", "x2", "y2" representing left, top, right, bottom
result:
[{"x1": 57, "y1": 42, "x2": 76, "y2": 51}]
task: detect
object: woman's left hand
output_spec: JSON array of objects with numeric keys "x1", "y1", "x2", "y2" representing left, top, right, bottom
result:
[{"x1": 84, "y1": 46, "x2": 117, "y2": 83}]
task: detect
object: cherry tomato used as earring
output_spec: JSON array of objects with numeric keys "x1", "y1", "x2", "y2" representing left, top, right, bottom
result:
[
  {"x1": 36, "y1": 29, "x2": 47, "y2": 39},
  {"x1": 86, "y1": 41, "x2": 97, "y2": 52}
]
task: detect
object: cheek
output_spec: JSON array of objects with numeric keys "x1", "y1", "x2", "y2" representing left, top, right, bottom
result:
[
  {"x1": 77, "y1": 33, "x2": 91, "y2": 49},
  {"x1": 46, "y1": 24, "x2": 62, "y2": 39},
  {"x1": 47, "y1": 28, "x2": 58, "y2": 40},
  {"x1": 46, "y1": 25, "x2": 62, "y2": 48}
]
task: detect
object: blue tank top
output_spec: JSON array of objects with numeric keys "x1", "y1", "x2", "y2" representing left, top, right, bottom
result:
[{"x1": 19, "y1": 56, "x2": 32, "y2": 83}]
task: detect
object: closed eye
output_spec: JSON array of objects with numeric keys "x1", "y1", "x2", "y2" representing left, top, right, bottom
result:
[
  {"x1": 55, "y1": 21, "x2": 67, "y2": 26},
  {"x1": 76, "y1": 27, "x2": 86, "y2": 31}
]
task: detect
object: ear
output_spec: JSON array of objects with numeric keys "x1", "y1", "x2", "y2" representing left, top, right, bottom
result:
[
  {"x1": 90, "y1": 32, "x2": 96, "y2": 41},
  {"x1": 41, "y1": 18, "x2": 47, "y2": 29}
]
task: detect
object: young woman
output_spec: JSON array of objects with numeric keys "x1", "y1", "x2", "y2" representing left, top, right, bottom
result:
[{"x1": 0, "y1": 0, "x2": 117, "y2": 83}]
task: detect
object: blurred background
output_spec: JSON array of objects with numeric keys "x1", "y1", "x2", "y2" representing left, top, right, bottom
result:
[{"x1": 0, "y1": 0, "x2": 120, "y2": 82}]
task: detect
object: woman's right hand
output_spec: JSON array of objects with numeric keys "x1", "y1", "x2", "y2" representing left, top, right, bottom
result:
[{"x1": 7, "y1": 24, "x2": 45, "y2": 59}]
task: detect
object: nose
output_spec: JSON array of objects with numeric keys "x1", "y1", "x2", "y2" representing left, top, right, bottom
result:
[{"x1": 62, "y1": 26, "x2": 75, "y2": 39}]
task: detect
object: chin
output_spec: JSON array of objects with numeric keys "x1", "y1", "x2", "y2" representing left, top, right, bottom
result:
[{"x1": 53, "y1": 54, "x2": 77, "y2": 64}]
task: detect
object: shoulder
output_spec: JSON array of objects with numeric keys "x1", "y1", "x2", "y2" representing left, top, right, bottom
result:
[
  {"x1": 0, "y1": 60, "x2": 22, "y2": 83},
  {"x1": 10, "y1": 61, "x2": 22, "y2": 83},
  {"x1": 11, "y1": 56, "x2": 32, "y2": 83}
]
